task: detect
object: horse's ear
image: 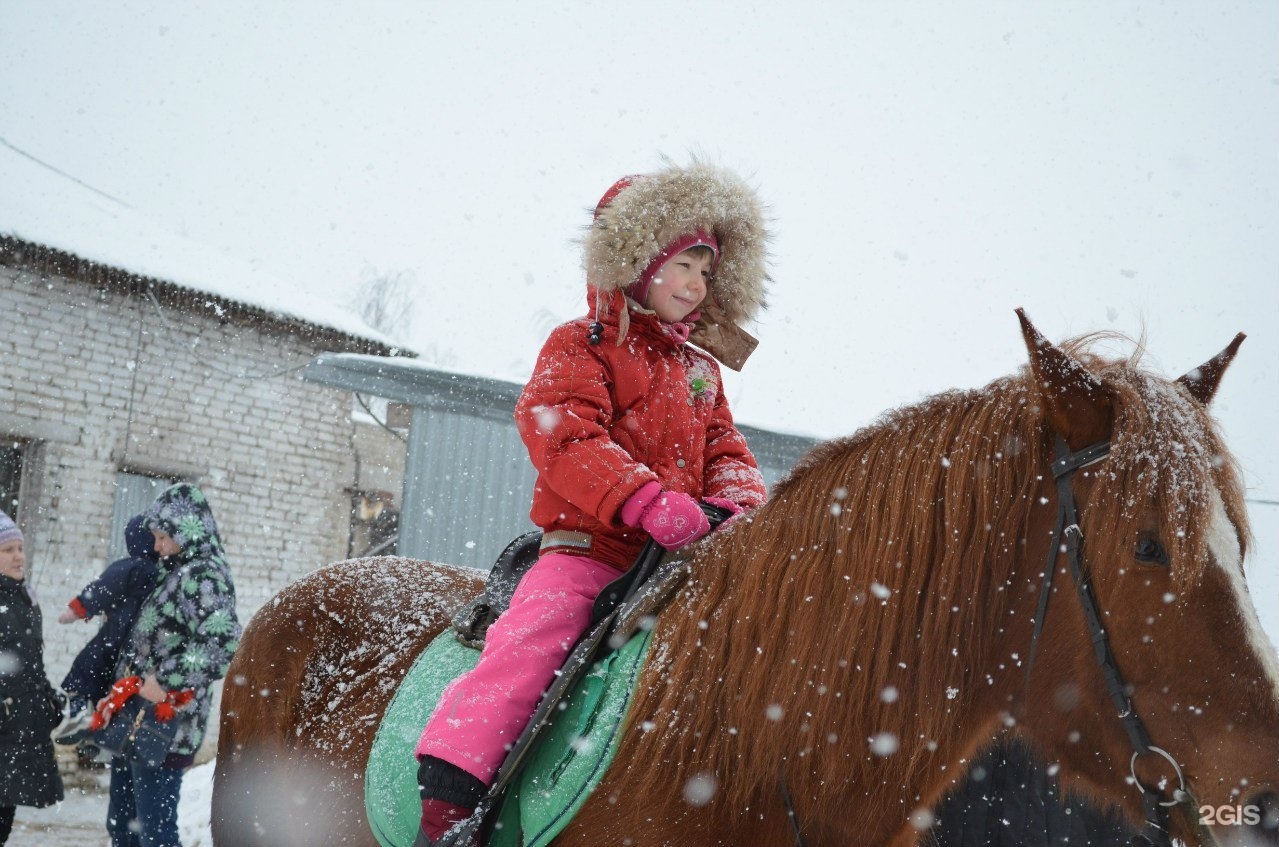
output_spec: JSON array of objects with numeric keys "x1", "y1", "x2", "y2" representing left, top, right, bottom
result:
[
  {"x1": 1016, "y1": 308, "x2": 1114, "y2": 449},
  {"x1": 1176, "y1": 332, "x2": 1245, "y2": 406}
]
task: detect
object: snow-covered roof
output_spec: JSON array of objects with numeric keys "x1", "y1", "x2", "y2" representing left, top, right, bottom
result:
[{"x1": 0, "y1": 139, "x2": 401, "y2": 354}]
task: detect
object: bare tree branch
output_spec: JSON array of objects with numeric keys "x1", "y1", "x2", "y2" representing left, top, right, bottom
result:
[{"x1": 351, "y1": 267, "x2": 416, "y2": 341}]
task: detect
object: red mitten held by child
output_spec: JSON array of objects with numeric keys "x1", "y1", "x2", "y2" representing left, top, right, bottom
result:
[
  {"x1": 91, "y1": 675, "x2": 195, "y2": 728},
  {"x1": 621, "y1": 481, "x2": 711, "y2": 550}
]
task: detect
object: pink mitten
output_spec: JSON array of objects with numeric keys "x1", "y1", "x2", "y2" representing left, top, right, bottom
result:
[
  {"x1": 702, "y1": 497, "x2": 746, "y2": 528},
  {"x1": 620, "y1": 481, "x2": 663, "y2": 528},
  {"x1": 636, "y1": 490, "x2": 711, "y2": 550}
]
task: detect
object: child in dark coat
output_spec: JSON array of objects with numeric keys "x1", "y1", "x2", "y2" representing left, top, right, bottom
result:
[{"x1": 52, "y1": 514, "x2": 160, "y2": 740}]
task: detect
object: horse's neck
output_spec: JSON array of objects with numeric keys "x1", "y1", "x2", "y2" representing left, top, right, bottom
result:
[
  {"x1": 742, "y1": 498, "x2": 1047, "y2": 833},
  {"x1": 626, "y1": 444, "x2": 1055, "y2": 842}
]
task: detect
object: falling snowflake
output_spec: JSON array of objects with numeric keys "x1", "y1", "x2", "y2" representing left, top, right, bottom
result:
[
  {"x1": 532, "y1": 404, "x2": 560, "y2": 434},
  {"x1": 910, "y1": 808, "x2": 936, "y2": 830},
  {"x1": 869, "y1": 732, "x2": 899, "y2": 756},
  {"x1": 683, "y1": 773, "x2": 718, "y2": 807}
]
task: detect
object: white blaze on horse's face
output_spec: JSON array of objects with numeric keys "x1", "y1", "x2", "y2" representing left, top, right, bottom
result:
[{"x1": 1206, "y1": 487, "x2": 1279, "y2": 704}]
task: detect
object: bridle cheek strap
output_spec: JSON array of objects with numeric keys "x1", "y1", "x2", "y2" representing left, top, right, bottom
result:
[{"x1": 1025, "y1": 437, "x2": 1191, "y2": 847}]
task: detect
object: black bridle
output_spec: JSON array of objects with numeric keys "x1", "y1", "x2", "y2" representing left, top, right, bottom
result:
[{"x1": 1026, "y1": 436, "x2": 1193, "y2": 847}]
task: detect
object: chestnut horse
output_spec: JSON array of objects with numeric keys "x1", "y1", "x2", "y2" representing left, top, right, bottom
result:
[{"x1": 212, "y1": 313, "x2": 1279, "y2": 847}]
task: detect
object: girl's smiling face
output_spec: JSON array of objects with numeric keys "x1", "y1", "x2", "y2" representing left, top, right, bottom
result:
[{"x1": 647, "y1": 249, "x2": 711, "y2": 323}]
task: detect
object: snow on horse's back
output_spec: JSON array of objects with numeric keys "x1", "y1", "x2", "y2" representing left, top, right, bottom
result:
[{"x1": 212, "y1": 556, "x2": 481, "y2": 847}]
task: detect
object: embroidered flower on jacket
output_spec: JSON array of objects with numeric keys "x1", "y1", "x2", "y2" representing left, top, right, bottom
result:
[{"x1": 687, "y1": 357, "x2": 718, "y2": 404}]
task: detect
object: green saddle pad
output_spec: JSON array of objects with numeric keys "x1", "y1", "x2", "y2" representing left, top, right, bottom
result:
[{"x1": 365, "y1": 627, "x2": 654, "y2": 847}]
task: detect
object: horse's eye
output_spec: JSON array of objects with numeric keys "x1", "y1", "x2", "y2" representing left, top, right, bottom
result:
[{"x1": 1135, "y1": 533, "x2": 1169, "y2": 566}]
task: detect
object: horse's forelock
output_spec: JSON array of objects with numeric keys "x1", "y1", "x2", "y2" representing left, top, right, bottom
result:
[{"x1": 1091, "y1": 363, "x2": 1247, "y2": 587}]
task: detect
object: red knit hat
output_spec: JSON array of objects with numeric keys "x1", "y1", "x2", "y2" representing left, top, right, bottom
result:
[{"x1": 593, "y1": 176, "x2": 641, "y2": 220}]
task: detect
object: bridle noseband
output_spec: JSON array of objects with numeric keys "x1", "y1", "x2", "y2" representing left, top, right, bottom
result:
[{"x1": 1026, "y1": 436, "x2": 1194, "y2": 847}]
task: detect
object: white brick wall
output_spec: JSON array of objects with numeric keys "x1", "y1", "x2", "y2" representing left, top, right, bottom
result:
[{"x1": 1, "y1": 265, "x2": 367, "y2": 714}]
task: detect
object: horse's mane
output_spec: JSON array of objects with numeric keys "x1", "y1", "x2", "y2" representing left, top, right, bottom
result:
[{"x1": 623, "y1": 336, "x2": 1249, "y2": 815}]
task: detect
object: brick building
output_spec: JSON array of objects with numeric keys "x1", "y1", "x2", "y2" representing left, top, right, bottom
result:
[{"x1": 0, "y1": 146, "x2": 405, "y2": 756}]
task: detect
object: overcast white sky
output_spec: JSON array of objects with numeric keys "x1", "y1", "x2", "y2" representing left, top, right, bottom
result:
[{"x1": 2, "y1": 3, "x2": 1275, "y2": 585}]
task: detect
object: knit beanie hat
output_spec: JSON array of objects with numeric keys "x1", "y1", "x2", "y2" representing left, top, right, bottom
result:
[
  {"x1": 0, "y1": 510, "x2": 22, "y2": 547},
  {"x1": 584, "y1": 159, "x2": 770, "y2": 370}
]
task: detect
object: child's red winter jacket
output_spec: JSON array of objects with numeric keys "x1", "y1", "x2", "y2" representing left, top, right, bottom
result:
[{"x1": 515, "y1": 290, "x2": 767, "y2": 569}]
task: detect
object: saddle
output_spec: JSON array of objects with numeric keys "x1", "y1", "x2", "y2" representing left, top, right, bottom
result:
[
  {"x1": 449, "y1": 533, "x2": 694, "y2": 653},
  {"x1": 450, "y1": 531, "x2": 542, "y2": 648},
  {"x1": 435, "y1": 505, "x2": 729, "y2": 847}
]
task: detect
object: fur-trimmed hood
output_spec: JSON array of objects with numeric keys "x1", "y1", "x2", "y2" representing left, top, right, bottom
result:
[{"x1": 583, "y1": 160, "x2": 771, "y2": 370}]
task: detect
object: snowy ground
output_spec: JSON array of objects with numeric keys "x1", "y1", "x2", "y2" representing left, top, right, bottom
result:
[
  {"x1": 6, "y1": 761, "x2": 214, "y2": 847},
  {"x1": 6, "y1": 773, "x2": 108, "y2": 847}
]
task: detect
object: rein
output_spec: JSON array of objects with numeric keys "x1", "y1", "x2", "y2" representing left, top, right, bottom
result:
[
  {"x1": 1026, "y1": 436, "x2": 1193, "y2": 847},
  {"x1": 780, "y1": 773, "x2": 807, "y2": 847}
]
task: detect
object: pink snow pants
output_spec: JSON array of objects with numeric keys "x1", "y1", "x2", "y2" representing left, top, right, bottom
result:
[{"x1": 415, "y1": 552, "x2": 619, "y2": 783}]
